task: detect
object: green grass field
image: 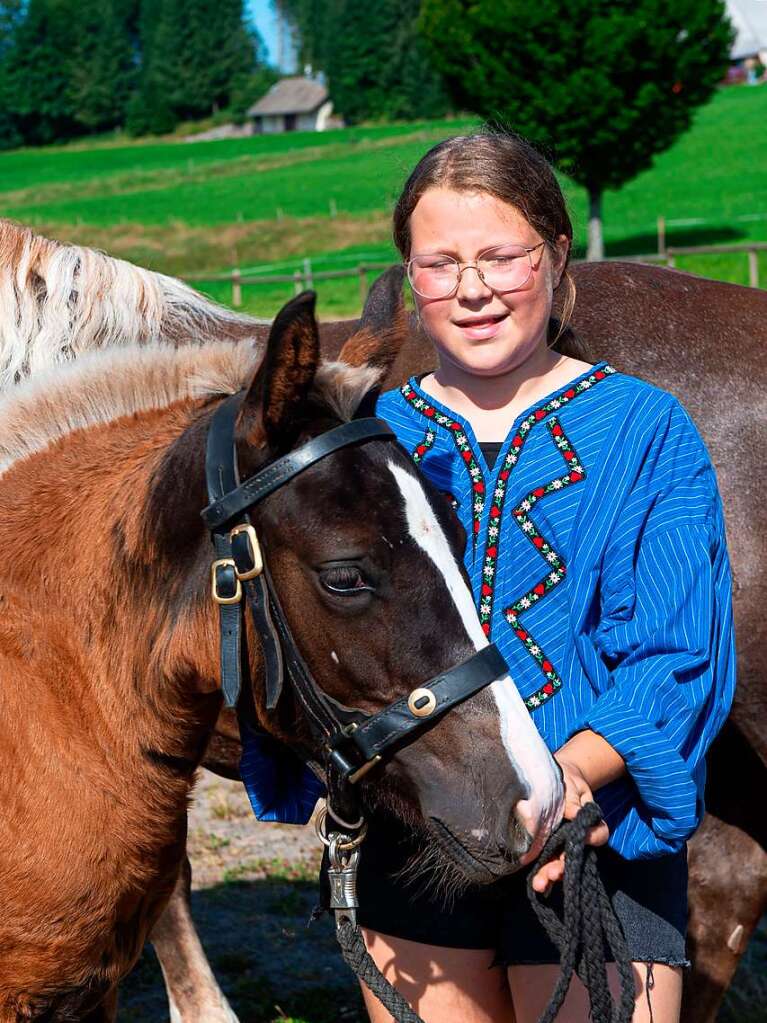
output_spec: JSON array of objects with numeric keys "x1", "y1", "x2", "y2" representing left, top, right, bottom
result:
[{"x1": 2, "y1": 86, "x2": 766, "y2": 316}]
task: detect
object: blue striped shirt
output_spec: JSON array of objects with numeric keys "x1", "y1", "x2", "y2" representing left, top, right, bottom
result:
[{"x1": 240, "y1": 361, "x2": 736, "y2": 860}]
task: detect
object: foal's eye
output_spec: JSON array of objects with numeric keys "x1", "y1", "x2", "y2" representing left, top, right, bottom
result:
[{"x1": 320, "y1": 566, "x2": 373, "y2": 595}]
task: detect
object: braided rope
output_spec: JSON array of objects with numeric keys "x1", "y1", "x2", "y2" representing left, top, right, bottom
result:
[
  {"x1": 334, "y1": 803, "x2": 633, "y2": 1023},
  {"x1": 335, "y1": 916, "x2": 426, "y2": 1023},
  {"x1": 526, "y1": 801, "x2": 635, "y2": 1023}
]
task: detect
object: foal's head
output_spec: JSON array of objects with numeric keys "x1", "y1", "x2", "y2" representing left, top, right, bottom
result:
[{"x1": 144, "y1": 274, "x2": 563, "y2": 881}]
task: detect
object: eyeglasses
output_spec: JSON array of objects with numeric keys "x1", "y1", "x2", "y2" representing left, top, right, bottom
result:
[{"x1": 406, "y1": 242, "x2": 546, "y2": 300}]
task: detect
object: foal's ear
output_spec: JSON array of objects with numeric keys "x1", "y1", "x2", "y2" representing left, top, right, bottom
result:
[
  {"x1": 337, "y1": 265, "x2": 408, "y2": 374},
  {"x1": 243, "y1": 290, "x2": 320, "y2": 450}
]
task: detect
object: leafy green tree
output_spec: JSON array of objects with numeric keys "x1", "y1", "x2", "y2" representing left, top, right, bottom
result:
[
  {"x1": 419, "y1": 0, "x2": 733, "y2": 258},
  {"x1": 129, "y1": 0, "x2": 264, "y2": 133},
  {"x1": 276, "y1": 0, "x2": 448, "y2": 123}
]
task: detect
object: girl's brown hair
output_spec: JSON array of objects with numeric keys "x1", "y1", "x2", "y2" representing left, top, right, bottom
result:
[{"x1": 393, "y1": 129, "x2": 582, "y2": 354}]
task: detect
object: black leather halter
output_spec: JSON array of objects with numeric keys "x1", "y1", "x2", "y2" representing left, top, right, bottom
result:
[{"x1": 201, "y1": 390, "x2": 509, "y2": 815}]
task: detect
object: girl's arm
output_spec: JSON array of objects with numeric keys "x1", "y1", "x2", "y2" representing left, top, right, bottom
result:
[{"x1": 531, "y1": 730, "x2": 624, "y2": 892}]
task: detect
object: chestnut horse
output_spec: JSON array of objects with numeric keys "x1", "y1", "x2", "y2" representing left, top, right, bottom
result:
[
  {"x1": 1, "y1": 220, "x2": 765, "y2": 1021},
  {"x1": 0, "y1": 271, "x2": 563, "y2": 1019}
]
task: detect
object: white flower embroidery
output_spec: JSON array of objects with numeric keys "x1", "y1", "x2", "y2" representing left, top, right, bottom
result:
[
  {"x1": 456, "y1": 433, "x2": 467, "y2": 444},
  {"x1": 551, "y1": 399, "x2": 561, "y2": 409},
  {"x1": 494, "y1": 487, "x2": 504, "y2": 499},
  {"x1": 546, "y1": 551, "x2": 558, "y2": 563},
  {"x1": 549, "y1": 572, "x2": 560, "y2": 584},
  {"x1": 520, "y1": 597, "x2": 531, "y2": 609},
  {"x1": 483, "y1": 565, "x2": 494, "y2": 578},
  {"x1": 488, "y1": 526, "x2": 499, "y2": 538},
  {"x1": 522, "y1": 522, "x2": 534, "y2": 533},
  {"x1": 530, "y1": 644, "x2": 540, "y2": 655},
  {"x1": 521, "y1": 500, "x2": 531, "y2": 512}
]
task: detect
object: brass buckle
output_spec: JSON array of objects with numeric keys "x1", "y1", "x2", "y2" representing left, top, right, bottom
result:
[
  {"x1": 211, "y1": 558, "x2": 242, "y2": 605},
  {"x1": 230, "y1": 524, "x2": 263, "y2": 580}
]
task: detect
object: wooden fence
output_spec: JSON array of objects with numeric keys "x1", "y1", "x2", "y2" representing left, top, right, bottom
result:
[
  {"x1": 181, "y1": 239, "x2": 765, "y2": 308},
  {"x1": 182, "y1": 261, "x2": 393, "y2": 307}
]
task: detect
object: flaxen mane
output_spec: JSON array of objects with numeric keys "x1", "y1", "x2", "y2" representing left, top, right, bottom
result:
[
  {"x1": 0, "y1": 218, "x2": 269, "y2": 391},
  {"x1": 0, "y1": 339, "x2": 381, "y2": 475}
]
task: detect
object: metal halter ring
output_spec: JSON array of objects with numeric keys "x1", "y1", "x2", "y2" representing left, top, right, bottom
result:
[{"x1": 315, "y1": 804, "x2": 368, "y2": 850}]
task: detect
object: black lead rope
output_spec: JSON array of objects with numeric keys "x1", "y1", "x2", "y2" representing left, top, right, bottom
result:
[
  {"x1": 525, "y1": 802, "x2": 635, "y2": 1023},
  {"x1": 329, "y1": 803, "x2": 633, "y2": 1023}
]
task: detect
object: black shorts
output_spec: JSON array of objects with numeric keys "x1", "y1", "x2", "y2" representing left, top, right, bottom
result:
[{"x1": 321, "y1": 811, "x2": 689, "y2": 968}]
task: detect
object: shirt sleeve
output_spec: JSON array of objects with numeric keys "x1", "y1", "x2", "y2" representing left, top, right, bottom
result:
[{"x1": 573, "y1": 402, "x2": 736, "y2": 854}]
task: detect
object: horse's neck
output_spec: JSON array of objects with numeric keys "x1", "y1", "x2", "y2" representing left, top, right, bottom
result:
[{"x1": 0, "y1": 400, "x2": 222, "y2": 776}]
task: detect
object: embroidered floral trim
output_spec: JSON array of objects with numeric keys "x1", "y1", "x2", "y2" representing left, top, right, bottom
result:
[
  {"x1": 476, "y1": 365, "x2": 614, "y2": 637},
  {"x1": 504, "y1": 418, "x2": 586, "y2": 709},
  {"x1": 412, "y1": 428, "x2": 436, "y2": 464},
  {"x1": 401, "y1": 382, "x2": 485, "y2": 547}
]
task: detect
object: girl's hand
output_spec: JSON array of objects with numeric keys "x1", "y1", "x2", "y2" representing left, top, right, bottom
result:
[{"x1": 530, "y1": 753, "x2": 610, "y2": 895}]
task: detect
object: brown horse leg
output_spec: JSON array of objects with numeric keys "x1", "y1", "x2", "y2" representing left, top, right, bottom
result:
[
  {"x1": 150, "y1": 856, "x2": 240, "y2": 1023},
  {"x1": 683, "y1": 812, "x2": 767, "y2": 1022}
]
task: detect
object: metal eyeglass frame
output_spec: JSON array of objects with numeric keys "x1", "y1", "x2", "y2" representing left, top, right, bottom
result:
[{"x1": 406, "y1": 241, "x2": 546, "y2": 299}]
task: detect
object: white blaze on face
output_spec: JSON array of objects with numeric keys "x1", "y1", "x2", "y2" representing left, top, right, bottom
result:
[{"x1": 388, "y1": 461, "x2": 564, "y2": 846}]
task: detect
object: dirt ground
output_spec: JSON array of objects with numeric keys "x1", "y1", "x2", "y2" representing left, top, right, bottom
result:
[
  {"x1": 118, "y1": 769, "x2": 364, "y2": 1023},
  {"x1": 118, "y1": 770, "x2": 766, "y2": 1023}
]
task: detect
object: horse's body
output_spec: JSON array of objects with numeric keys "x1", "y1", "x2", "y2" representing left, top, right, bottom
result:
[{"x1": 1, "y1": 220, "x2": 764, "y2": 1021}]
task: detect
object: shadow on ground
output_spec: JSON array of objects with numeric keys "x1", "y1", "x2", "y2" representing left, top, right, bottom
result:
[
  {"x1": 570, "y1": 224, "x2": 749, "y2": 261},
  {"x1": 118, "y1": 878, "x2": 365, "y2": 1023},
  {"x1": 117, "y1": 875, "x2": 765, "y2": 1023}
]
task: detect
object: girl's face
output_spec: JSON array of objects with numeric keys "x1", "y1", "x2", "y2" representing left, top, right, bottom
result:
[{"x1": 407, "y1": 188, "x2": 569, "y2": 378}]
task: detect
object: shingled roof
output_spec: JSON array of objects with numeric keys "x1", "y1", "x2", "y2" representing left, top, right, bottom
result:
[{"x1": 248, "y1": 77, "x2": 329, "y2": 117}]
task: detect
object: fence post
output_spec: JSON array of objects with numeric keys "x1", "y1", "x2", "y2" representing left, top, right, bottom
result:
[
  {"x1": 231, "y1": 267, "x2": 242, "y2": 308},
  {"x1": 293, "y1": 270, "x2": 303, "y2": 295},
  {"x1": 657, "y1": 215, "x2": 666, "y2": 257},
  {"x1": 304, "y1": 257, "x2": 314, "y2": 291},
  {"x1": 748, "y1": 249, "x2": 759, "y2": 289},
  {"x1": 359, "y1": 264, "x2": 368, "y2": 304},
  {"x1": 666, "y1": 249, "x2": 676, "y2": 269}
]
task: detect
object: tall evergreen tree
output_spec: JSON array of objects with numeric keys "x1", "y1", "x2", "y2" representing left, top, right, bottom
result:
[
  {"x1": 69, "y1": 0, "x2": 137, "y2": 133},
  {"x1": 128, "y1": 0, "x2": 260, "y2": 133},
  {"x1": 1, "y1": 0, "x2": 79, "y2": 144},
  {"x1": 277, "y1": 0, "x2": 449, "y2": 123}
]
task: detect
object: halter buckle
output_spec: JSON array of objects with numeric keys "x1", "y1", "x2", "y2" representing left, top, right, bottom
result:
[
  {"x1": 230, "y1": 524, "x2": 263, "y2": 580},
  {"x1": 211, "y1": 558, "x2": 242, "y2": 605}
]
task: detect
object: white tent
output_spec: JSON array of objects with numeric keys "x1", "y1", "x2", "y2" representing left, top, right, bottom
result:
[{"x1": 726, "y1": 0, "x2": 767, "y2": 60}]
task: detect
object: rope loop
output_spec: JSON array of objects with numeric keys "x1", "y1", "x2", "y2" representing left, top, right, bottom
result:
[{"x1": 526, "y1": 801, "x2": 635, "y2": 1023}]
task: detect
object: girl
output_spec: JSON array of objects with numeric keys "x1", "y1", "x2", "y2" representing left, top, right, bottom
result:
[{"x1": 243, "y1": 130, "x2": 736, "y2": 1023}]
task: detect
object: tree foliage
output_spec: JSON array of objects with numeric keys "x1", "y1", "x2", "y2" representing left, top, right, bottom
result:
[
  {"x1": 276, "y1": 0, "x2": 449, "y2": 123},
  {"x1": 0, "y1": 0, "x2": 271, "y2": 147},
  {"x1": 419, "y1": 0, "x2": 734, "y2": 255}
]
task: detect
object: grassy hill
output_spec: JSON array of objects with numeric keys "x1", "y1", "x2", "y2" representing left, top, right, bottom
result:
[{"x1": 2, "y1": 85, "x2": 766, "y2": 316}]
